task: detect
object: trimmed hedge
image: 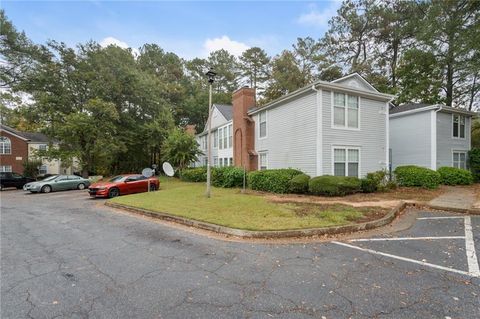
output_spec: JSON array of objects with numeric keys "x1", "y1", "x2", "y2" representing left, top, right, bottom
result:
[
  {"x1": 437, "y1": 167, "x2": 473, "y2": 185},
  {"x1": 394, "y1": 165, "x2": 440, "y2": 189},
  {"x1": 180, "y1": 167, "x2": 207, "y2": 182},
  {"x1": 212, "y1": 166, "x2": 245, "y2": 188},
  {"x1": 309, "y1": 175, "x2": 361, "y2": 196},
  {"x1": 360, "y1": 170, "x2": 388, "y2": 193},
  {"x1": 248, "y1": 169, "x2": 304, "y2": 193},
  {"x1": 288, "y1": 174, "x2": 311, "y2": 194}
]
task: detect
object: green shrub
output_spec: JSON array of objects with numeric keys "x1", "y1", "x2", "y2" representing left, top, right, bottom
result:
[
  {"x1": 394, "y1": 165, "x2": 440, "y2": 189},
  {"x1": 289, "y1": 174, "x2": 311, "y2": 194},
  {"x1": 248, "y1": 169, "x2": 304, "y2": 193},
  {"x1": 212, "y1": 166, "x2": 245, "y2": 188},
  {"x1": 180, "y1": 167, "x2": 207, "y2": 182},
  {"x1": 360, "y1": 170, "x2": 388, "y2": 193},
  {"x1": 469, "y1": 148, "x2": 480, "y2": 182},
  {"x1": 437, "y1": 167, "x2": 473, "y2": 185},
  {"x1": 309, "y1": 175, "x2": 361, "y2": 196}
]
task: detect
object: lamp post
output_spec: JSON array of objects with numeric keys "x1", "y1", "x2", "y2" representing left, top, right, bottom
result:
[{"x1": 205, "y1": 69, "x2": 216, "y2": 198}]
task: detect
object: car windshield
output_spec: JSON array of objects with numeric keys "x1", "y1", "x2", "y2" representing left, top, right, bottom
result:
[
  {"x1": 109, "y1": 176, "x2": 125, "y2": 182},
  {"x1": 41, "y1": 175, "x2": 58, "y2": 181}
]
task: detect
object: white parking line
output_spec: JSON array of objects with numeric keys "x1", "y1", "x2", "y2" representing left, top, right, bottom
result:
[
  {"x1": 416, "y1": 216, "x2": 464, "y2": 220},
  {"x1": 349, "y1": 236, "x2": 465, "y2": 242},
  {"x1": 331, "y1": 241, "x2": 478, "y2": 278},
  {"x1": 464, "y1": 216, "x2": 480, "y2": 277}
]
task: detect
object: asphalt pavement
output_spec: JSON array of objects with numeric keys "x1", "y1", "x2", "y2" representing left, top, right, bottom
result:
[{"x1": 1, "y1": 189, "x2": 479, "y2": 318}]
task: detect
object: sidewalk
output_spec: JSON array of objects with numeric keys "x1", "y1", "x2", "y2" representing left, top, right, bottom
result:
[{"x1": 428, "y1": 186, "x2": 477, "y2": 210}]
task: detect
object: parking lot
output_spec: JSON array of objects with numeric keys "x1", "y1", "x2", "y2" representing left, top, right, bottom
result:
[{"x1": 1, "y1": 189, "x2": 479, "y2": 318}]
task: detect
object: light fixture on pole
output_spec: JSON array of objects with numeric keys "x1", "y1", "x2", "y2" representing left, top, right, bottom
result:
[{"x1": 205, "y1": 68, "x2": 216, "y2": 198}]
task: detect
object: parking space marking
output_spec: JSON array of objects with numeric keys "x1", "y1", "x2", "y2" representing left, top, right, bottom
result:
[
  {"x1": 416, "y1": 216, "x2": 465, "y2": 220},
  {"x1": 349, "y1": 236, "x2": 465, "y2": 242},
  {"x1": 464, "y1": 216, "x2": 480, "y2": 277},
  {"x1": 332, "y1": 215, "x2": 480, "y2": 278},
  {"x1": 331, "y1": 241, "x2": 477, "y2": 278}
]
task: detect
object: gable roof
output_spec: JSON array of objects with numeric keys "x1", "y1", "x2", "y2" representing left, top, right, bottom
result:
[
  {"x1": 0, "y1": 124, "x2": 52, "y2": 143},
  {"x1": 389, "y1": 103, "x2": 431, "y2": 115},
  {"x1": 390, "y1": 103, "x2": 478, "y2": 117},
  {"x1": 331, "y1": 73, "x2": 379, "y2": 93},
  {"x1": 215, "y1": 104, "x2": 233, "y2": 121}
]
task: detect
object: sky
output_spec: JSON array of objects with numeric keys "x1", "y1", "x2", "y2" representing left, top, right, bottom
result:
[{"x1": 1, "y1": 0, "x2": 341, "y2": 59}]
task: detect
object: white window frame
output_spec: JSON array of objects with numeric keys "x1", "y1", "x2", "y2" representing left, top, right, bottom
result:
[
  {"x1": 228, "y1": 124, "x2": 233, "y2": 148},
  {"x1": 258, "y1": 110, "x2": 267, "y2": 139},
  {"x1": 259, "y1": 151, "x2": 268, "y2": 170},
  {"x1": 452, "y1": 150, "x2": 467, "y2": 169},
  {"x1": 229, "y1": 157, "x2": 233, "y2": 166},
  {"x1": 213, "y1": 130, "x2": 218, "y2": 148},
  {"x1": 331, "y1": 146, "x2": 361, "y2": 177},
  {"x1": 331, "y1": 92, "x2": 360, "y2": 131},
  {"x1": 38, "y1": 144, "x2": 48, "y2": 151},
  {"x1": 218, "y1": 129, "x2": 223, "y2": 150},
  {"x1": 39, "y1": 165, "x2": 48, "y2": 175},
  {"x1": 0, "y1": 136, "x2": 12, "y2": 155},
  {"x1": 213, "y1": 156, "x2": 218, "y2": 167},
  {"x1": 452, "y1": 114, "x2": 466, "y2": 139},
  {"x1": 0, "y1": 165, "x2": 12, "y2": 172}
]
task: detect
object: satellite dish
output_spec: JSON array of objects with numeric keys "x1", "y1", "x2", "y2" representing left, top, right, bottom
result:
[
  {"x1": 162, "y1": 162, "x2": 175, "y2": 177},
  {"x1": 142, "y1": 168, "x2": 153, "y2": 178}
]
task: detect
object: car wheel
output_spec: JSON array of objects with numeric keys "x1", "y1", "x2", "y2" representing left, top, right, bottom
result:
[
  {"x1": 108, "y1": 188, "x2": 120, "y2": 198},
  {"x1": 41, "y1": 185, "x2": 52, "y2": 193},
  {"x1": 149, "y1": 184, "x2": 157, "y2": 191},
  {"x1": 77, "y1": 183, "x2": 85, "y2": 190}
]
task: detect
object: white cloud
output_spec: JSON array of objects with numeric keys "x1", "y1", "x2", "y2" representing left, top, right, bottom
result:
[
  {"x1": 99, "y1": 36, "x2": 140, "y2": 56},
  {"x1": 297, "y1": 2, "x2": 340, "y2": 28},
  {"x1": 203, "y1": 35, "x2": 250, "y2": 57}
]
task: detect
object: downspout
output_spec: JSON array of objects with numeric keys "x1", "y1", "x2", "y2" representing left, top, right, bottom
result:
[
  {"x1": 386, "y1": 97, "x2": 395, "y2": 179},
  {"x1": 312, "y1": 85, "x2": 322, "y2": 176}
]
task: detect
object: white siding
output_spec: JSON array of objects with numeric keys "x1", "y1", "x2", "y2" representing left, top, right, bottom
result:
[
  {"x1": 436, "y1": 111, "x2": 471, "y2": 168},
  {"x1": 254, "y1": 92, "x2": 317, "y2": 176},
  {"x1": 322, "y1": 90, "x2": 387, "y2": 177},
  {"x1": 389, "y1": 111, "x2": 432, "y2": 169}
]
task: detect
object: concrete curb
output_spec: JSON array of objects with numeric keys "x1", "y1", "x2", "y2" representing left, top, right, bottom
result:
[
  {"x1": 417, "y1": 203, "x2": 480, "y2": 216},
  {"x1": 105, "y1": 201, "x2": 408, "y2": 239}
]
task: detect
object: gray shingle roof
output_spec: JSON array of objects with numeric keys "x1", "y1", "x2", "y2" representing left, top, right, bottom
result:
[
  {"x1": 0, "y1": 124, "x2": 52, "y2": 143},
  {"x1": 215, "y1": 104, "x2": 233, "y2": 121},
  {"x1": 389, "y1": 103, "x2": 431, "y2": 114}
]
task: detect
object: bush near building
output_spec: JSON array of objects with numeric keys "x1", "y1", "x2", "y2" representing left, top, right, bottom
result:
[
  {"x1": 248, "y1": 169, "x2": 304, "y2": 193},
  {"x1": 394, "y1": 165, "x2": 440, "y2": 189},
  {"x1": 309, "y1": 175, "x2": 362, "y2": 196},
  {"x1": 288, "y1": 174, "x2": 311, "y2": 194},
  {"x1": 469, "y1": 148, "x2": 480, "y2": 182},
  {"x1": 180, "y1": 167, "x2": 207, "y2": 182},
  {"x1": 212, "y1": 166, "x2": 245, "y2": 188},
  {"x1": 437, "y1": 167, "x2": 473, "y2": 185}
]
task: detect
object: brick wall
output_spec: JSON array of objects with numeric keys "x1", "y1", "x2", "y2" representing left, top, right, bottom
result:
[{"x1": 0, "y1": 130, "x2": 28, "y2": 174}]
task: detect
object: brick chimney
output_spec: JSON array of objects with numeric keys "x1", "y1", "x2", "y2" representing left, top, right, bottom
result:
[
  {"x1": 185, "y1": 124, "x2": 196, "y2": 136},
  {"x1": 232, "y1": 87, "x2": 257, "y2": 171}
]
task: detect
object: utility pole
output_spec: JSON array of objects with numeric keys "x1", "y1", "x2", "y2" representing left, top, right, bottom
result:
[{"x1": 205, "y1": 69, "x2": 216, "y2": 198}]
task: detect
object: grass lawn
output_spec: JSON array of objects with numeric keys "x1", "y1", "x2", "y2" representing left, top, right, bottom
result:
[{"x1": 109, "y1": 177, "x2": 387, "y2": 231}]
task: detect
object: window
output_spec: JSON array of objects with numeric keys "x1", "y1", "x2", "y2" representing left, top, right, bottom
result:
[
  {"x1": 201, "y1": 136, "x2": 207, "y2": 150},
  {"x1": 213, "y1": 156, "x2": 218, "y2": 167},
  {"x1": 0, "y1": 137, "x2": 11, "y2": 154},
  {"x1": 453, "y1": 151, "x2": 467, "y2": 169},
  {"x1": 223, "y1": 127, "x2": 227, "y2": 149},
  {"x1": 224, "y1": 158, "x2": 228, "y2": 167},
  {"x1": 333, "y1": 147, "x2": 359, "y2": 177},
  {"x1": 259, "y1": 152, "x2": 268, "y2": 170},
  {"x1": 333, "y1": 92, "x2": 359, "y2": 129},
  {"x1": 39, "y1": 165, "x2": 47, "y2": 175},
  {"x1": 214, "y1": 130, "x2": 218, "y2": 148},
  {"x1": 0, "y1": 165, "x2": 12, "y2": 172},
  {"x1": 39, "y1": 144, "x2": 48, "y2": 151},
  {"x1": 219, "y1": 129, "x2": 223, "y2": 150},
  {"x1": 229, "y1": 158, "x2": 233, "y2": 166},
  {"x1": 259, "y1": 111, "x2": 267, "y2": 138},
  {"x1": 453, "y1": 115, "x2": 466, "y2": 138},
  {"x1": 228, "y1": 124, "x2": 233, "y2": 148}
]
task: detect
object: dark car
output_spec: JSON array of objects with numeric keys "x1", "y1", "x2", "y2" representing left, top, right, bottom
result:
[
  {"x1": 0, "y1": 172, "x2": 36, "y2": 190},
  {"x1": 88, "y1": 174, "x2": 159, "y2": 198}
]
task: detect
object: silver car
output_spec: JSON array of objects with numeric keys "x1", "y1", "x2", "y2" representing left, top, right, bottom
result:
[{"x1": 23, "y1": 175, "x2": 91, "y2": 193}]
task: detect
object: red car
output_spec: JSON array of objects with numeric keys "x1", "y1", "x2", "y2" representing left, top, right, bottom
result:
[{"x1": 88, "y1": 174, "x2": 159, "y2": 198}]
